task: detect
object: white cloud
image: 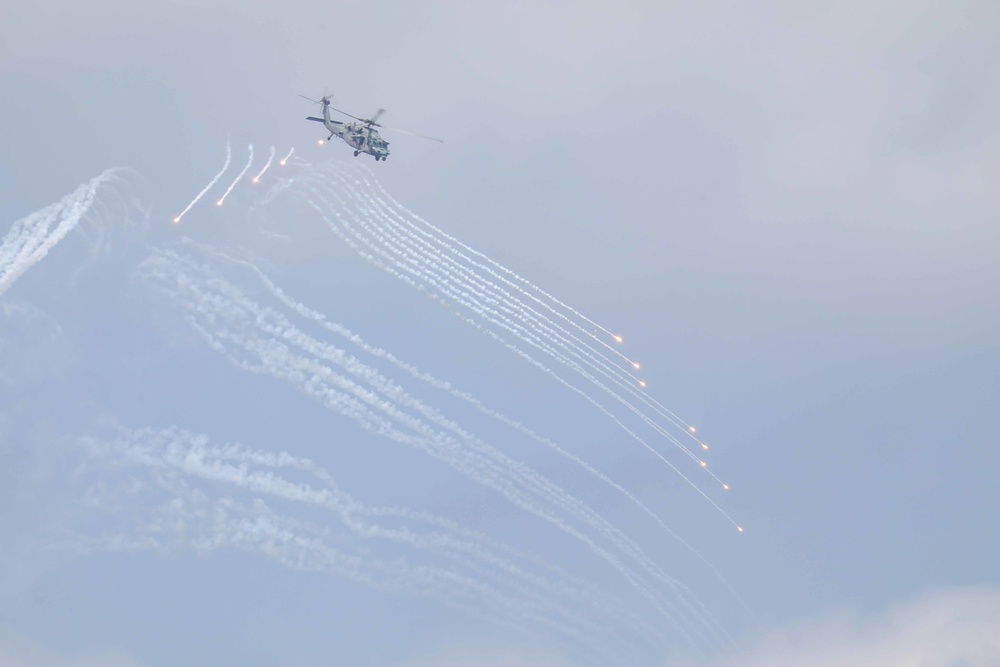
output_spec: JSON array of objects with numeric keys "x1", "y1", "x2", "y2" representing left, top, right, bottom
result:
[{"x1": 675, "y1": 586, "x2": 1000, "y2": 667}]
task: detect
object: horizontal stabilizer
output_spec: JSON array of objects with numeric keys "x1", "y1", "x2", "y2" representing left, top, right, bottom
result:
[{"x1": 306, "y1": 117, "x2": 343, "y2": 124}]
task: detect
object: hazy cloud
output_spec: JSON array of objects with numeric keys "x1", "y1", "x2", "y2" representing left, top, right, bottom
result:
[{"x1": 676, "y1": 586, "x2": 1000, "y2": 667}]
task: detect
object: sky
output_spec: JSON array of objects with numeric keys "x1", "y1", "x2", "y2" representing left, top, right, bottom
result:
[{"x1": 1, "y1": 1, "x2": 999, "y2": 665}]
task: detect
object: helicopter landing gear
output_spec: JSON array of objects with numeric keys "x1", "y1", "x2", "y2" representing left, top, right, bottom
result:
[{"x1": 354, "y1": 150, "x2": 359, "y2": 157}]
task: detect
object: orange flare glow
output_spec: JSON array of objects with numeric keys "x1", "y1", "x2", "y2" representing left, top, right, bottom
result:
[
  {"x1": 613, "y1": 335, "x2": 623, "y2": 343},
  {"x1": 688, "y1": 426, "x2": 697, "y2": 433},
  {"x1": 252, "y1": 177, "x2": 259, "y2": 183},
  {"x1": 638, "y1": 380, "x2": 647, "y2": 388},
  {"x1": 632, "y1": 362, "x2": 640, "y2": 370},
  {"x1": 279, "y1": 160, "x2": 287, "y2": 166},
  {"x1": 737, "y1": 526, "x2": 744, "y2": 533},
  {"x1": 722, "y1": 484, "x2": 730, "y2": 490},
  {"x1": 216, "y1": 200, "x2": 223, "y2": 206},
  {"x1": 699, "y1": 460, "x2": 707, "y2": 468},
  {"x1": 701, "y1": 443, "x2": 709, "y2": 450},
  {"x1": 318, "y1": 139, "x2": 325, "y2": 145},
  {"x1": 172, "y1": 217, "x2": 180, "y2": 224}
]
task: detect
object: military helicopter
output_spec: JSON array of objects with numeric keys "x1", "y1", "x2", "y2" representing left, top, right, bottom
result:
[{"x1": 300, "y1": 94, "x2": 442, "y2": 161}]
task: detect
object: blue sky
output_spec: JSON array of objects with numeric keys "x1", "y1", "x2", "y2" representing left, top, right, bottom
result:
[{"x1": 1, "y1": 1, "x2": 999, "y2": 665}]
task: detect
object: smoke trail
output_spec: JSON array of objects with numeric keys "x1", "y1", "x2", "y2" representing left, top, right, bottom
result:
[
  {"x1": 279, "y1": 147, "x2": 295, "y2": 166},
  {"x1": 74, "y1": 462, "x2": 534, "y2": 637},
  {"x1": 75, "y1": 425, "x2": 655, "y2": 661},
  {"x1": 345, "y1": 171, "x2": 734, "y2": 489},
  {"x1": 356, "y1": 172, "x2": 653, "y2": 382},
  {"x1": 139, "y1": 247, "x2": 727, "y2": 649},
  {"x1": 201, "y1": 245, "x2": 689, "y2": 525},
  {"x1": 363, "y1": 162, "x2": 623, "y2": 343},
  {"x1": 197, "y1": 244, "x2": 747, "y2": 611},
  {"x1": 360, "y1": 166, "x2": 623, "y2": 350},
  {"x1": 252, "y1": 146, "x2": 276, "y2": 183},
  {"x1": 298, "y1": 173, "x2": 742, "y2": 532},
  {"x1": 216, "y1": 144, "x2": 254, "y2": 206},
  {"x1": 0, "y1": 169, "x2": 123, "y2": 298},
  {"x1": 311, "y1": 166, "x2": 722, "y2": 482},
  {"x1": 173, "y1": 140, "x2": 232, "y2": 223}
]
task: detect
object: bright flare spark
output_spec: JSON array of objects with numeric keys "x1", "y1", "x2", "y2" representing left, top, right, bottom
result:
[
  {"x1": 699, "y1": 460, "x2": 707, "y2": 468},
  {"x1": 701, "y1": 443, "x2": 709, "y2": 450},
  {"x1": 722, "y1": 484, "x2": 730, "y2": 490},
  {"x1": 613, "y1": 335, "x2": 623, "y2": 344},
  {"x1": 737, "y1": 526, "x2": 744, "y2": 533},
  {"x1": 279, "y1": 147, "x2": 294, "y2": 165},
  {"x1": 216, "y1": 200, "x2": 223, "y2": 206},
  {"x1": 318, "y1": 139, "x2": 325, "y2": 145},
  {"x1": 638, "y1": 380, "x2": 647, "y2": 388},
  {"x1": 631, "y1": 362, "x2": 640, "y2": 370},
  {"x1": 689, "y1": 426, "x2": 697, "y2": 433},
  {"x1": 172, "y1": 217, "x2": 180, "y2": 224}
]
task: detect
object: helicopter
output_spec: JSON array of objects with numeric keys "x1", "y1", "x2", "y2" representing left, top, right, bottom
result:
[{"x1": 300, "y1": 94, "x2": 442, "y2": 161}]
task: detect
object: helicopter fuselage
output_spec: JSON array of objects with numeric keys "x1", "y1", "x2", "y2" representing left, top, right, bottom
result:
[
  {"x1": 306, "y1": 108, "x2": 389, "y2": 160},
  {"x1": 341, "y1": 122, "x2": 389, "y2": 160}
]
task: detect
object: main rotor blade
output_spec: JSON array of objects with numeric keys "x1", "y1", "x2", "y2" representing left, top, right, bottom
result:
[
  {"x1": 328, "y1": 106, "x2": 368, "y2": 123},
  {"x1": 298, "y1": 94, "x2": 321, "y2": 104},
  {"x1": 382, "y1": 126, "x2": 444, "y2": 143},
  {"x1": 370, "y1": 108, "x2": 386, "y2": 125}
]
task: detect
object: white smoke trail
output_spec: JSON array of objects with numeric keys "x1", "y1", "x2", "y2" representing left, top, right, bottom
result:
[
  {"x1": 279, "y1": 147, "x2": 295, "y2": 166},
  {"x1": 312, "y1": 169, "x2": 624, "y2": 379},
  {"x1": 345, "y1": 164, "x2": 713, "y2": 449},
  {"x1": 299, "y1": 193, "x2": 749, "y2": 617},
  {"x1": 354, "y1": 175, "x2": 651, "y2": 384},
  {"x1": 339, "y1": 174, "x2": 654, "y2": 391},
  {"x1": 361, "y1": 162, "x2": 622, "y2": 343},
  {"x1": 139, "y1": 247, "x2": 727, "y2": 648},
  {"x1": 216, "y1": 144, "x2": 254, "y2": 206},
  {"x1": 76, "y1": 425, "x2": 655, "y2": 659},
  {"x1": 299, "y1": 176, "x2": 742, "y2": 534},
  {"x1": 173, "y1": 140, "x2": 232, "y2": 223},
  {"x1": 252, "y1": 146, "x2": 276, "y2": 183},
  {"x1": 331, "y1": 171, "x2": 643, "y2": 391},
  {"x1": 201, "y1": 243, "x2": 691, "y2": 533},
  {"x1": 76, "y1": 468, "x2": 537, "y2": 636},
  {"x1": 339, "y1": 171, "x2": 732, "y2": 488},
  {"x1": 0, "y1": 169, "x2": 122, "y2": 298},
  {"x1": 307, "y1": 166, "x2": 727, "y2": 488},
  {"x1": 197, "y1": 244, "x2": 747, "y2": 611}
]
